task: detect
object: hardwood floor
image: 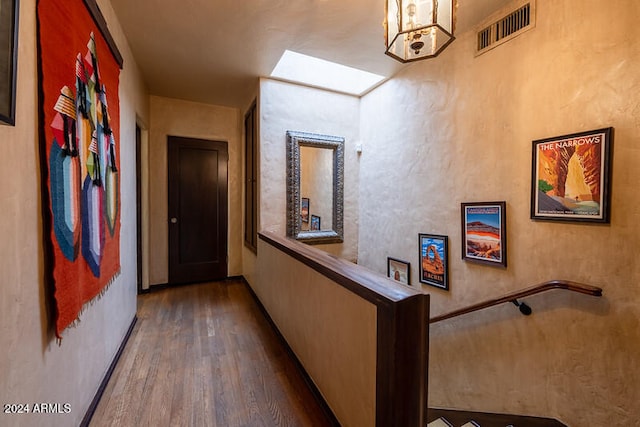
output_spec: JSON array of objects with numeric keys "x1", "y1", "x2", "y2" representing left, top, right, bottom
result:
[{"x1": 90, "y1": 279, "x2": 334, "y2": 427}]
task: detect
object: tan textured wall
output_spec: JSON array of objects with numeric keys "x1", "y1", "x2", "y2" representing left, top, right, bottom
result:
[
  {"x1": 358, "y1": 1, "x2": 640, "y2": 425},
  {"x1": 255, "y1": 239, "x2": 377, "y2": 427},
  {"x1": 148, "y1": 96, "x2": 242, "y2": 284},
  {"x1": 0, "y1": 1, "x2": 148, "y2": 425},
  {"x1": 259, "y1": 78, "x2": 360, "y2": 262}
]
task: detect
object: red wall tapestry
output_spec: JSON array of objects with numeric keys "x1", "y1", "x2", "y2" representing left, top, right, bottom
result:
[{"x1": 37, "y1": 0, "x2": 121, "y2": 338}]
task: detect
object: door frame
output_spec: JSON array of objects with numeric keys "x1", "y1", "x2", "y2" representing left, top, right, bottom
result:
[{"x1": 136, "y1": 125, "x2": 143, "y2": 293}]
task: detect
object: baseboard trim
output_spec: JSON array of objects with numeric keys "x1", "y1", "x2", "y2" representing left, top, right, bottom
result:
[
  {"x1": 241, "y1": 277, "x2": 340, "y2": 427},
  {"x1": 143, "y1": 282, "x2": 170, "y2": 293},
  {"x1": 80, "y1": 315, "x2": 138, "y2": 427},
  {"x1": 144, "y1": 276, "x2": 243, "y2": 294}
]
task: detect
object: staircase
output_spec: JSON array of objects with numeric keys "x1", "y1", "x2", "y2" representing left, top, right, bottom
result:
[
  {"x1": 428, "y1": 408, "x2": 567, "y2": 427},
  {"x1": 425, "y1": 281, "x2": 601, "y2": 427},
  {"x1": 429, "y1": 419, "x2": 480, "y2": 427}
]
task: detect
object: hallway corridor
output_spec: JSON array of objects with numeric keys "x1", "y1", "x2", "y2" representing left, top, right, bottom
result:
[{"x1": 90, "y1": 279, "x2": 334, "y2": 427}]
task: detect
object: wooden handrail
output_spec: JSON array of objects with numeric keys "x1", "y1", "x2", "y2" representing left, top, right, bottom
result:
[{"x1": 429, "y1": 280, "x2": 602, "y2": 324}]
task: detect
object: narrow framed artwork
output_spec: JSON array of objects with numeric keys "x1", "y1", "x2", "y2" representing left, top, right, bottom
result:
[
  {"x1": 531, "y1": 127, "x2": 613, "y2": 223},
  {"x1": 311, "y1": 214, "x2": 321, "y2": 231},
  {"x1": 461, "y1": 202, "x2": 507, "y2": 267},
  {"x1": 387, "y1": 257, "x2": 410, "y2": 286},
  {"x1": 301, "y1": 197, "x2": 310, "y2": 223},
  {"x1": 0, "y1": 0, "x2": 19, "y2": 125},
  {"x1": 419, "y1": 234, "x2": 449, "y2": 290}
]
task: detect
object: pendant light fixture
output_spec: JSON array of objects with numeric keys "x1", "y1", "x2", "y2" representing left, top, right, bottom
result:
[{"x1": 384, "y1": 0, "x2": 455, "y2": 62}]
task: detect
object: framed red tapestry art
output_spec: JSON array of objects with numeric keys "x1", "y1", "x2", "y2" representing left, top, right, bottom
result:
[{"x1": 37, "y1": 0, "x2": 123, "y2": 338}]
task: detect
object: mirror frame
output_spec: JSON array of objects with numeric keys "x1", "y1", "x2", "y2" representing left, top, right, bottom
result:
[{"x1": 286, "y1": 130, "x2": 344, "y2": 244}]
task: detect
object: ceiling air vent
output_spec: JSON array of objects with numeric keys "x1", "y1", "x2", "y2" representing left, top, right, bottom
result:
[{"x1": 476, "y1": 0, "x2": 536, "y2": 55}]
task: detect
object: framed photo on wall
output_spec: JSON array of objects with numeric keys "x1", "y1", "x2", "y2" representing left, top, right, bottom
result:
[
  {"x1": 418, "y1": 234, "x2": 449, "y2": 290},
  {"x1": 301, "y1": 197, "x2": 310, "y2": 223},
  {"x1": 310, "y1": 214, "x2": 321, "y2": 231},
  {"x1": 0, "y1": 0, "x2": 19, "y2": 125},
  {"x1": 387, "y1": 257, "x2": 410, "y2": 286},
  {"x1": 461, "y1": 202, "x2": 507, "y2": 267},
  {"x1": 530, "y1": 127, "x2": 613, "y2": 223}
]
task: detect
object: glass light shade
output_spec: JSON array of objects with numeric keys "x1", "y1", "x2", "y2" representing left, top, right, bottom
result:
[{"x1": 385, "y1": 0, "x2": 455, "y2": 62}]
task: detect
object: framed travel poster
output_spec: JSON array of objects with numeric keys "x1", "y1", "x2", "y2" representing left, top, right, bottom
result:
[
  {"x1": 531, "y1": 127, "x2": 613, "y2": 223},
  {"x1": 387, "y1": 257, "x2": 410, "y2": 286},
  {"x1": 461, "y1": 202, "x2": 507, "y2": 267},
  {"x1": 419, "y1": 234, "x2": 449, "y2": 290},
  {"x1": 301, "y1": 197, "x2": 309, "y2": 223},
  {"x1": 310, "y1": 214, "x2": 321, "y2": 231}
]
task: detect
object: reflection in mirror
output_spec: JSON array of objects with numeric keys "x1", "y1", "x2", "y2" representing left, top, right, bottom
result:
[
  {"x1": 287, "y1": 131, "x2": 344, "y2": 244},
  {"x1": 300, "y1": 146, "x2": 333, "y2": 231}
]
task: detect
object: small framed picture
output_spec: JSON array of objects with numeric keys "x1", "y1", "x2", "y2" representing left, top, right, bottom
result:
[
  {"x1": 310, "y1": 214, "x2": 321, "y2": 231},
  {"x1": 301, "y1": 197, "x2": 310, "y2": 223},
  {"x1": 0, "y1": 0, "x2": 19, "y2": 125},
  {"x1": 419, "y1": 234, "x2": 449, "y2": 290},
  {"x1": 531, "y1": 127, "x2": 613, "y2": 223},
  {"x1": 461, "y1": 201, "x2": 507, "y2": 267},
  {"x1": 387, "y1": 257, "x2": 410, "y2": 286}
]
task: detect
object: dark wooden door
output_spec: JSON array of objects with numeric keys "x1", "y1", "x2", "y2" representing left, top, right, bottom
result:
[{"x1": 168, "y1": 136, "x2": 228, "y2": 284}]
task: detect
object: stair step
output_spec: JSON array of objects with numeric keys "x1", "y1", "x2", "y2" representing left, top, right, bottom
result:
[
  {"x1": 428, "y1": 408, "x2": 566, "y2": 427},
  {"x1": 428, "y1": 418, "x2": 454, "y2": 427},
  {"x1": 428, "y1": 418, "x2": 482, "y2": 427}
]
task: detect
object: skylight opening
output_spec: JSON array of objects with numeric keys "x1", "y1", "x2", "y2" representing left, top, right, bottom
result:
[{"x1": 270, "y1": 50, "x2": 386, "y2": 96}]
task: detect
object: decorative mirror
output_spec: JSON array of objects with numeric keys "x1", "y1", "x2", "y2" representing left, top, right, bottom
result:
[{"x1": 286, "y1": 130, "x2": 344, "y2": 244}]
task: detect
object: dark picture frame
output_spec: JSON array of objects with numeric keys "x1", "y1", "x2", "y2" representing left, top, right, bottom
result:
[
  {"x1": 461, "y1": 202, "x2": 507, "y2": 267},
  {"x1": 419, "y1": 234, "x2": 449, "y2": 290},
  {"x1": 387, "y1": 257, "x2": 410, "y2": 286},
  {"x1": 0, "y1": 0, "x2": 19, "y2": 125},
  {"x1": 531, "y1": 127, "x2": 613, "y2": 223},
  {"x1": 301, "y1": 197, "x2": 310, "y2": 223},
  {"x1": 310, "y1": 214, "x2": 321, "y2": 231}
]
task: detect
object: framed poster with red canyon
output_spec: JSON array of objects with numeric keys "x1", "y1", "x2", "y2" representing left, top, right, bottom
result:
[
  {"x1": 461, "y1": 202, "x2": 507, "y2": 268},
  {"x1": 531, "y1": 127, "x2": 613, "y2": 223}
]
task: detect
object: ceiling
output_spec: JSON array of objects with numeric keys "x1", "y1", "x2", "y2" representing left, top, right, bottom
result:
[{"x1": 109, "y1": 0, "x2": 512, "y2": 109}]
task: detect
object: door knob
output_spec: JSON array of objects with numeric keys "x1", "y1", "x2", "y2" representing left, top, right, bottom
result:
[{"x1": 170, "y1": 217, "x2": 178, "y2": 224}]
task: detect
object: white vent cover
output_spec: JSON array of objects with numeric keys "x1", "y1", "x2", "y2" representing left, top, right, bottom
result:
[{"x1": 476, "y1": 0, "x2": 536, "y2": 55}]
